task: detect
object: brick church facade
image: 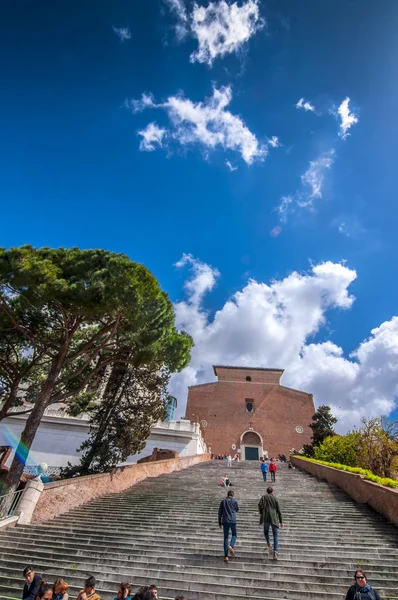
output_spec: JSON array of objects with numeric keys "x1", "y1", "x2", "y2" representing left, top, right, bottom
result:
[{"x1": 185, "y1": 366, "x2": 315, "y2": 459}]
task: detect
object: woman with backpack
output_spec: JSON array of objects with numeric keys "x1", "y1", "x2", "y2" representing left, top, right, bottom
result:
[{"x1": 344, "y1": 569, "x2": 382, "y2": 600}]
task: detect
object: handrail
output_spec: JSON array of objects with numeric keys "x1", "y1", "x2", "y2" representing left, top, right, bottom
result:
[{"x1": 0, "y1": 488, "x2": 24, "y2": 520}]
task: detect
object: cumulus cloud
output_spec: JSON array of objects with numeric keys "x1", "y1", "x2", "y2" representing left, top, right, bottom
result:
[
  {"x1": 138, "y1": 122, "x2": 167, "y2": 151},
  {"x1": 337, "y1": 97, "x2": 359, "y2": 139},
  {"x1": 170, "y1": 255, "x2": 398, "y2": 432},
  {"x1": 296, "y1": 97, "x2": 316, "y2": 112},
  {"x1": 276, "y1": 150, "x2": 335, "y2": 221},
  {"x1": 113, "y1": 26, "x2": 131, "y2": 42},
  {"x1": 190, "y1": 0, "x2": 265, "y2": 66},
  {"x1": 128, "y1": 86, "x2": 274, "y2": 165}
]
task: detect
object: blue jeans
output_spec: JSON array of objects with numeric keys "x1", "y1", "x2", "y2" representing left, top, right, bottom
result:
[
  {"x1": 262, "y1": 471, "x2": 267, "y2": 481},
  {"x1": 263, "y1": 522, "x2": 279, "y2": 552},
  {"x1": 223, "y1": 522, "x2": 237, "y2": 557}
]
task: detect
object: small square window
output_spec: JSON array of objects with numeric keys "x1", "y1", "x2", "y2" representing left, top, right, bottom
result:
[
  {"x1": 245, "y1": 399, "x2": 254, "y2": 413},
  {"x1": 246, "y1": 376, "x2": 252, "y2": 381}
]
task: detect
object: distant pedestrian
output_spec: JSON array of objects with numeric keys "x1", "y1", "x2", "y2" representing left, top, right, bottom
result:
[
  {"x1": 22, "y1": 567, "x2": 42, "y2": 600},
  {"x1": 260, "y1": 460, "x2": 268, "y2": 481},
  {"x1": 258, "y1": 486, "x2": 283, "y2": 561},
  {"x1": 226, "y1": 454, "x2": 232, "y2": 468},
  {"x1": 218, "y1": 489, "x2": 239, "y2": 562},
  {"x1": 269, "y1": 459, "x2": 277, "y2": 482},
  {"x1": 175, "y1": 597, "x2": 186, "y2": 600}
]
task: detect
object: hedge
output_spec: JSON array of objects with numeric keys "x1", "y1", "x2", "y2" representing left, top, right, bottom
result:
[{"x1": 293, "y1": 456, "x2": 398, "y2": 489}]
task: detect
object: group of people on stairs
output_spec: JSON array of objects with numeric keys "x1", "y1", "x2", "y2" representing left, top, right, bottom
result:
[
  {"x1": 21, "y1": 568, "x2": 186, "y2": 600},
  {"x1": 217, "y1": 465, "x2": 384, "y2": 600}
]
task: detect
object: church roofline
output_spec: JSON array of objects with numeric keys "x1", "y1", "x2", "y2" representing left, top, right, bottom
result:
[{"x1": 213, "y1": 365, "x2": 284, "y2": 375}]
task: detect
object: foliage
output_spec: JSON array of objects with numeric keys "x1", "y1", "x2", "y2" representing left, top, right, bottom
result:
[
  {"x1": 0, "y1": 246, "x2": 192, "y2": 493},
  {"x1": 314, "y1": 433, "x2": 361, "y2": 466},
  {"x1": 354, "y1": 417, "x2": 398, "y2": 479},
  {"x1": 294, "y1": 456, "x2": 398, "y2": 488},
  {"x1": 62, "y1": 365, "x2": 170, "y2": 477},
  {"x1": 303, "y1": 405, "x2": 337, "y2": 457}
]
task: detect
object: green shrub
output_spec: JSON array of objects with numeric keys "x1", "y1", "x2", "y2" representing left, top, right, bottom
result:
[
  {"x1": 314, "y1": 433, "x2": 361, "y2": 466},
  {"x1": 294, "y1": 456, "x2": 398, "y2": 488}
]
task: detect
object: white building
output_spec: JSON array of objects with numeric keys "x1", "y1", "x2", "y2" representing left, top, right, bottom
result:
[{"x1": 0, "y1": 408, "x2": 207, "y2": 474}]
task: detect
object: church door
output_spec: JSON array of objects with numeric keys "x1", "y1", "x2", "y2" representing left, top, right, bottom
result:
[{"x1": 245, "y1": 446, "x2": 259, "y2": 460}]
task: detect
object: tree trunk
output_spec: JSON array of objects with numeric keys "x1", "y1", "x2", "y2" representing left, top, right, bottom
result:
[{"x1": 3, "y1": 398, "x2": 50, "y2": 493}]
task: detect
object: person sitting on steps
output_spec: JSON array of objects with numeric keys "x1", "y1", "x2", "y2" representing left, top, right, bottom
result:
[
  {"x1": 77, "y1": 576, "x2": 101, "y2": 600},
  {"x1": 22, "y1": 566, "x2": 42, "y2": 600},
  {"x1": 114, "y1": 582, "x2": 133, "y2": 600},
  {"x1": 218, "y1": 489, "x2": 239, "y2": 562},
  {"x1": 258, "y1": 486, "x2": 284, "y2": 561}
]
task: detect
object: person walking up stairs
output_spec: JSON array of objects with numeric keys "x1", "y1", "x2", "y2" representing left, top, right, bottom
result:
[{"x1": 258, "y1": 485, "x2": 283, "y2": 560}]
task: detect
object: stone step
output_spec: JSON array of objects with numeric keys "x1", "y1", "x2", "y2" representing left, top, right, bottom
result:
[
  {"x1": 1, "y1": 462, "x2": 397, "y2": 600},
  {"x1": 2, "y1": 528, "x2": 397, "y2": 561}
]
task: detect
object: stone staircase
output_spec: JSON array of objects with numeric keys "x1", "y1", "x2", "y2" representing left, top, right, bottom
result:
[{"x1": 0, "y1": 460, "x2": 397, "y2": 600}]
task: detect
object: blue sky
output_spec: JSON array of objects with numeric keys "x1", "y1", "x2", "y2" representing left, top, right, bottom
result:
[{"x1": 1, "y1": 0, "x2": 397, "y2": 428}]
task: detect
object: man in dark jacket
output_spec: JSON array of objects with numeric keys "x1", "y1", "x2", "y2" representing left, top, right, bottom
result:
[
  {"x1": 218, "y1": 489, "x2": 239, "y2": 562},
  {"x1": 258, "y1": 486, "x2": 283, "y2": 561},
  {"x1": 22, "y1": 566, "x2": 41, "y2": 600}
]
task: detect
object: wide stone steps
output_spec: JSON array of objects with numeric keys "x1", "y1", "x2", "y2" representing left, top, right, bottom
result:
[{"x1": 0, "y1": 461, "x2": 397, "y2": 600}]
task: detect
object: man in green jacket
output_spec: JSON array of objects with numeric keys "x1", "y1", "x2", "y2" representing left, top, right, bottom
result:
[{"x1": 258, "y1": 486, "x2": 283, "y2": 560}]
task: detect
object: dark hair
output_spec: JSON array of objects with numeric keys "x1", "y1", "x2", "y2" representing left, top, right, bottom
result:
[
  {"x1": 175, "y1": 596, "x2": 187, "y2": 600},
  {"x1": 23, "y1": 566, "x2": 34, "y2": 576},
  {"x1": 132, "y1": 587, "x2": 156, "y2": 600},
  {"x1": 148, "y1": 585, "x2": 158, "y2": 592},
  {"x1": 354, "y1": 569, "x2": 367, "y2": 580},
  {"x1": 118, "y1": 582, "x2": 133, "y2": 597},
  {"x1": 53, "y1": 579, "x2": 68, "y2": 594},
  {"x1": 267, "y1": 486, "x2": 273, "y2": 494},
  {"x1": 85, "y1": 576, "x2": 96, "y2": 589},
  {"x1": 227, "y1": 490, "x2": 234, "y2": 497},
  {"x1": 36, "y1": 583, "x2": 53, "y2": 599}
]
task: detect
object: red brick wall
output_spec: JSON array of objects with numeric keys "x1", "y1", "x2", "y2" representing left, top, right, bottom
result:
[
  {"x1": 186, "y1": 378, "x2": 314, "y2": 457},
  {"x1": 215, "y1": 366, "x2": 282, "y2": 384}
]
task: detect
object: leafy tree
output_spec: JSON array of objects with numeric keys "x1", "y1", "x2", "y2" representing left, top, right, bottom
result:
[
  {"x1": 0, "y1": 246, "x2": 192, "y2": 493},
  {"x1": 314, "y1": 433, "x2": 361, "y2": 466},
  {"x1": 63, "y1": 365, "x2": 170, "y2": 477},
  {"x1": 303, "y1": 405, "x2": 337, "y2": 456},
  {"x1": 356, "y1": 417, "x2": 398, "y2": 479}
]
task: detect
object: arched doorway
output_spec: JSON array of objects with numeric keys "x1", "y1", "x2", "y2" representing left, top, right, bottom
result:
[{"x1": 240, "y1": 430, "x2": 263, "y2": 461}]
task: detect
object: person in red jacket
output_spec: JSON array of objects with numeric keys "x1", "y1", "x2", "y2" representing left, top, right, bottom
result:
[{"x1": 269, "y1": 459, "x2": 278, "y2": 482}]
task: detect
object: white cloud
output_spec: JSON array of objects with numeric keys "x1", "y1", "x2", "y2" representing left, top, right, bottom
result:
[
  {"x1": 138, "y1": 122, "x2": 167, "y2": 151},
  {"x1": 276, "y1": 195, "x2": 293, "y2": 223},
  {"x1": 124, "y1": 93, "x2": 156, "y2": 114},
  {"x1": 128, "y1": 86, "x2": 273, "y2": 165},
  {"x1": 164, "y1": 0, "x2": 189, "y2": 40},
  {"x1": 113, "y1": 26, "x2": 131, "y2": 42},
  {"x1": 300, "y1": 152, "x2": 334, "y2": 202},
  {"x1": 337, "y1": 97, "x2": 359, "y2": 139},
  {"x1": 276, "y1": 150, "x2": 334, "y2": 221},
  {"x1": 267, "y1": 136, "x2": 280, "y2": 148},
  {"x1": 296, "y1": 97, "x2": 316, "y2": 112},
  {"x1": 170, "y1": 256, "x2": 398, "y2": 432},
  {"x1": 225, "y1": 160, "x2": 238, "y2": 172},
  {"x1": 190, "y1": 0, "x2": 264, "y2": 65}
]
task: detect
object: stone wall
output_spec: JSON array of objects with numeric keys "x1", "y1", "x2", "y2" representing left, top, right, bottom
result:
[
  {"x1": 291, "y1": 456, "x2": 398, "y2": 528},
  {"x1": 31, "y1": 453, "x2": 210, "y2": 523}
]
